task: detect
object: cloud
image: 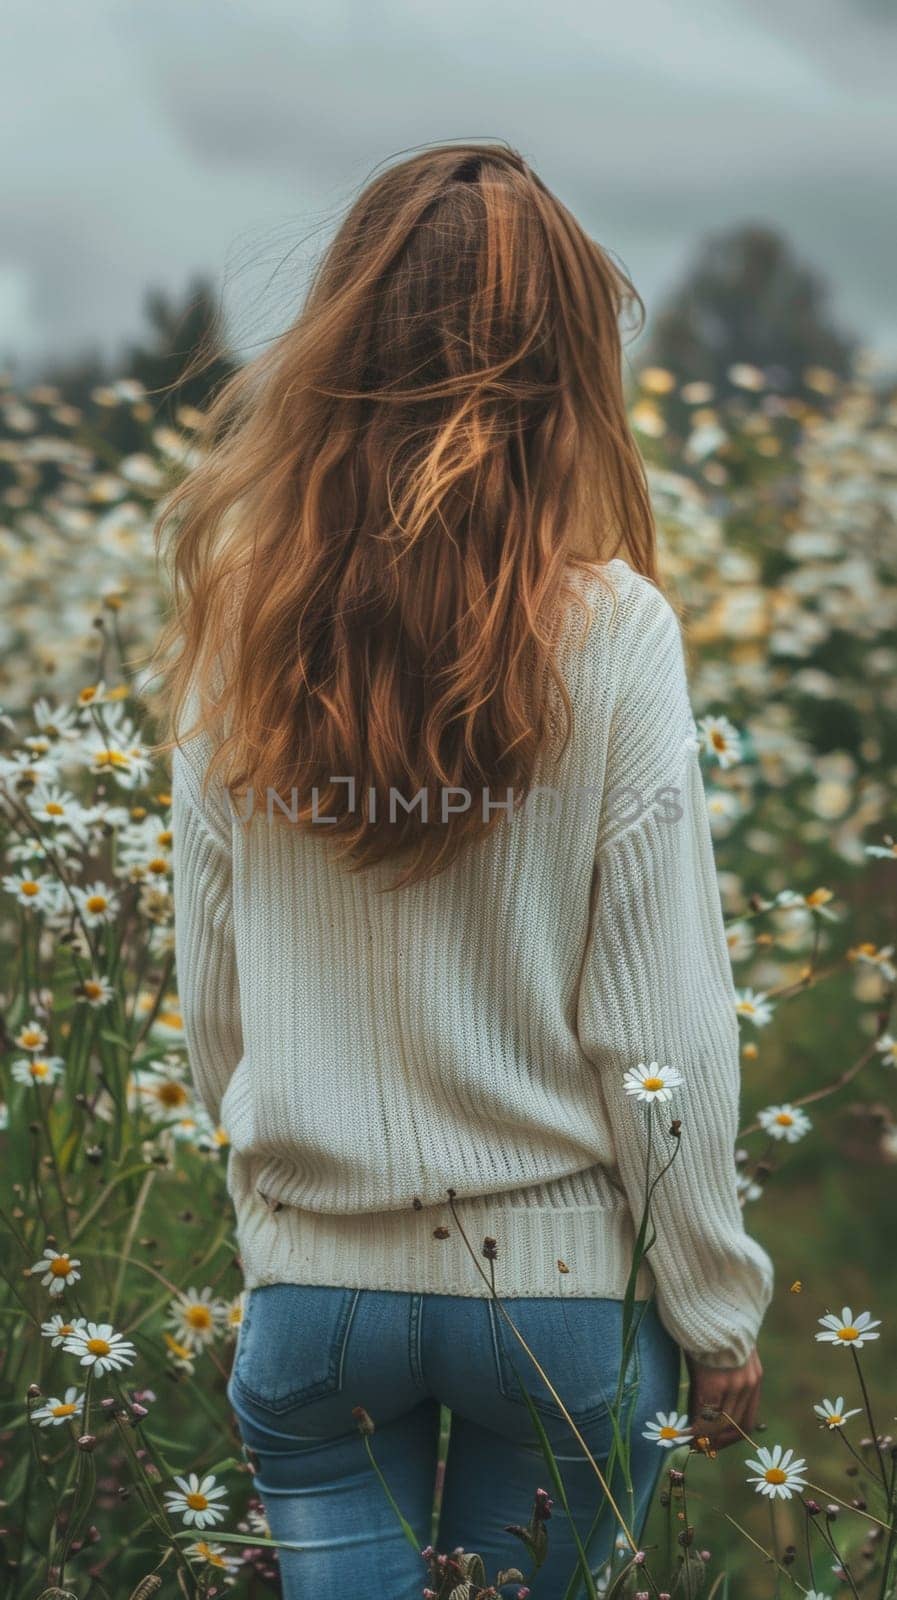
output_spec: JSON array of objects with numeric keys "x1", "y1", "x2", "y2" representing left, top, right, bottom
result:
[{"x1": 1, "y1": 0, "x2": 895, "y2": 371}]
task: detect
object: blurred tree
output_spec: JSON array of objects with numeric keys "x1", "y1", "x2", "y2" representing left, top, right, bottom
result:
[
  {"x1": 122, "y1": 274, "x2": 235, "y2": 421},
  {"x1": 645, "y1": 224, "x2": 856, "y2": 397}
]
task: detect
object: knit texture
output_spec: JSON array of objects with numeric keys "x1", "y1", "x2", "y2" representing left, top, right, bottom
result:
[{"x1": 171, "y1": 558, "x2": 773, "y2": 1368}]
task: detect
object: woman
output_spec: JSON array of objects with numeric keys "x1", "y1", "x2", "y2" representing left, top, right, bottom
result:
[{"x1": 161, "y1": 142, "x2": 772, "y2": 1598}]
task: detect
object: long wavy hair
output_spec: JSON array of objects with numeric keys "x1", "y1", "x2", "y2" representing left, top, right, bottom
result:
[{"x1": 155, "y1": 141, "x2": 658, "y2": 887}]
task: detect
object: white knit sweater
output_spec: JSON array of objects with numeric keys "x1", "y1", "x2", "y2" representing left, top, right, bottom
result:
[{"x1": 171, "y1": 559, "x2": 773, "y2": 1368}]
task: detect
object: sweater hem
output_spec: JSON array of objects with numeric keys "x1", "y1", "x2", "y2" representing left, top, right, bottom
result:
[{"x1": 228, "y1": 1153, "x2": 657, "y2": 1302}]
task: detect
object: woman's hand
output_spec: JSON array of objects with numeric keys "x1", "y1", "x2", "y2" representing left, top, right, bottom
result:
[{"x1": 686, "y1": 1347, "x2": 763, "y2": 1450}]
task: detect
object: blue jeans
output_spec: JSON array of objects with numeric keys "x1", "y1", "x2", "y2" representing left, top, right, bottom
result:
[{"x1": 227, "y1": 1286, "x2": 680, "y2": 1599}]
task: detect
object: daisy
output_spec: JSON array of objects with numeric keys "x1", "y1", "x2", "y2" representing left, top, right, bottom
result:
[
  {"x1": 622, "y1": 1063, "x2": 684, "y2": 1104},
  {"x1": 15, "y1": 1019, "x2": 48, "y2": 1053},
  {"x1": 736, "y1": 1171, "x2": 764, "y2": 1203},
  {"x1": 876, "y1": 1033, "x2": 897, "y2": 1068},
  {"x1": 25, "y1": 784, "x2": 92, "y2": 838},
  {"x1": 32, "y1": 698, "x2": 79, "y2": 740},
  {"x1": 163, "y1": 1331, "x2": 197, "y2": 1374},
  {"x1": 31, "y1": 1386, "x2": 85, "y2": 1428},
  {"x1": 73, "y1": 881, "x2": 119, "y2": 927},
  {"x1": 184, "y1": 1539, "x2": 241, "y2": 1579},
  {"x1": 166, "y1": 1286, "x2": 221, "y2": 1351},
  {"x1": 816, "y1": 1308, "x2": 881, "y2": 1350},
  {"x1": 164, "y1": 1472, "x2": 229, "y2": 1530},
  {"x1": 2, "y1": 872, "x2": 58, "y2": 912},
  {"x1": 725, "y1": 921, "x2": 755, "y2": 963},
  {"x1": 848, "y1": 943, "x2": 896, "y2": 983},
  {"x1": 757, "y1": 1104, "x2": 812, "y2": 1144},
  {"x1": 814, "y1": 1396, "x2": 862, "y2": 1429},
  {"x1": 63, "y1": 1321, "x2": 137, "y2": 1374},
  {"x1": 217, "y1": 1293, "x2": 245, "y2": 1336},
  {"x1": 865, "y1": 835, "x2": 897, "y2": 861},
  {"x1": 697, "y1": 714, "x2": 742, "y2": 769},
  {"x1": 11, "y1": 1055, "x2": 65, "y2": 1086},
  {"x1": 41, "y1": 1313, "x2": 86, "y2": 1346},
  {"x1": 78, "y1": 973, "x2": 115, "y2": 1008},
  {"x1": 745, "y1": 1444, "x2": 808, "y2": 1500},
  {"x1": 131, "y1": 1057, "x2": 192, "y2": 1121},
  {"x1": 642, "y1": 1410, "x2": 692, "y2": 1448},
  {"x1": 31, "y1": 1247, "x2": 81, "y2": 1297},
  {"x1": 82, "y1": 719, "x2": 151, "y2": 790},
  {"x1": 734, "y1": 989, "x2": 775, "y2": 1027},
  {"x1": 776, "y1": 887, "x2": 838, "y2": 922}
]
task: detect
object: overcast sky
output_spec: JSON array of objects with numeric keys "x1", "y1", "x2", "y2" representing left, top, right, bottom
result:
[{"x1": 3, "y1": 0, "x2": 895, "y2": 376}]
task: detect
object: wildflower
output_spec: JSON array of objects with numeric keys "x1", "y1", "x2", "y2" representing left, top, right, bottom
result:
[
  {"x1": 757, "y1": 1104, "x2": 812, "y2": 1143},
  {"x1": 725, "y1": 921, "x2": 755, "y2": 962},
  {"x1": 78, "y1": 973, "x2": 115, "y2": 1008},
  {"x1": 166, "y1": 1287, "x2": 221, "y2": 1351},
  {"x1": 865, "y1": 835, "x2": 897, "y2": 861},
  {"x1": 816, "y1": 1308, "x2": 881, "y2": 1350},
  {"x1": 15, "y1": 1019, "x2": 48, "y2": 1052},
  {"x1": 73, "y1": 880, "x2": 120, "y2": 927},
  {"x1": 164, "y1": 1472, "x2": 229, "y2": 1529},
  {"x1": 876, "y1": 1033, "x2": 897, "y2": 1068},
  {"x1": 736, "y1": 1171, "x2": 763, "y2": 1203},
  {"x1": 697, "y1": 714, "x2": 742, "y2": 769},
  {"x1": 162, "y1": 1331, "x2": 196, "y2": 1374},
  {"x1": 745, "y1": 1444, "x2": 808, "y2": 1500},
  {"x1": 734, "y1": 989, "x2": 775, "y2": 1027},
  {"x1": 2, "y1": 872, "x2": 58, "y2": 911},
  {"x1": 11, "y1": 1055, "x2": 65, "y2": 1086},
  {"x1": 41, "y1": 1313, "x2": 86, "y2": 1346},
  {"x1": 622, "y1": 1063, "x2": 684, "y2": 1104},
  {"x1": 30, "y1": 1247, "x2": 81, "y2": 1297},
  {"x1": 25, "y1": 783, "x2": 92, "y2": 838},
  {"x1": 643, "y1": 1411, "x2": 692, "y2": 1448},
  {"x1": 218, "y1": 1293, "x2": 244, "y2": 1335},
  {"x1": 131, "y1": 1058, "x2": 192, "y2": 1120},
  {"x1": 848, "y1": 943, "x2": 896, "y2": 983},
  {"x1": 31, "y1": 1386, "x2": 85, "y2": 1427},
  {"x1": 814, "y1": 1397, "x2": 862, "y2": 1429},
  {"x1": 82, "y1": 717, "x2": 151, "y2": 789},
  {"x1": 776, "y1": 887, "x2": 838, "y2": 922},
  {"x1": 63, "y1": 1321, "x2": 137, "y2": 1374},
  {"x1": 185, "y1": 1539, "x2": 241, "y2": 1578}
]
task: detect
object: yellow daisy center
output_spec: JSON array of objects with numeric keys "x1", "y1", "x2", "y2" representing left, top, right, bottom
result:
[
  {"x1": 31, "y1": 1061, "x2": 50, "y2": 1078},
  {"x1": 157, "y1": 829, "x2": 173, "y2": 847},
  {"x1": 764, "y1": 1467, "x2": 787, "y2": 1485},
  {"x1": 95, "y1": 748, "x2": 131, "y2": 768},
  {"x1": 45, "y1": 802, "x2": 65, "y2": 816},
  {"x1": 807, "y1": 888, "x2": 832, "y2": 906},
  {"x1": 186, "y1": 1492, "x2": 209, "y2": 1511},
  {"x1": 58, "y1": 1323, "x2": 75, "y2": 1336},
  {"x1": 164, "y1": 1332, "x2": 192, "y2": 1359},
  {"x1": 21, "y1": 1031, "x2": 43, "y2": 1048},
  {"x1": 711, "y1": 729, "x2": 727, "y2": 751},
  {"x1": 86, "y1": 1337, "x2": 111, "y2": 1356},
  {"x1": 53, "y1": 1402, "x2": 77, "y2": 1417},
  {"x1": 148, "y1": 857, "x2": 169, "y2": 875},
  {"x1": 185, "y1": 1305, "x2": 213, "y2": 1330},
  {"x1": 85, "y1": 895, "x2": 108, "y2": 914},
  {"x1": 84, "y1": 982, "x2": 103, "y2": 999},
  {"x1": 775, "y1": 1113, "x2": 794, "y2": 1126},
  {"x1": 828, "y1": 1414, "x2": 843, "y2": 1425},
  {"x1": 157, "y1": 1010, "x2": 183, "y2": 1030},
  {"x1": 79, "y1": 687, "x2": 99, "y2": 703},
  {"x1": 21, "y1": 881, "x2": 40, "y2": 896},
  {"x1": 50, "y1": 1257, "x2": 71, "y2": 1277},
  {"x1": 156, "y1": 1081, "x2": 188, "y2": 1108},
  {"x1": 642, "y1": 1076, "x2": 664, "y2": 1091},
  {"x1": 836, "y1": 1326, "x2": 859, "y2": 1341},
  {"x1": 659, "y1": 1425, "x2": 679, "y2": 1439}
]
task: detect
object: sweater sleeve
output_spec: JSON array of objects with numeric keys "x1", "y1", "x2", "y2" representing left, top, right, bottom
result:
[
  {"x1": 577, "y1": 579, "x2": 773, "y2": 1368},
  {"x1": 171, "y1": 742, "x2": 244, "y2": 1126}
]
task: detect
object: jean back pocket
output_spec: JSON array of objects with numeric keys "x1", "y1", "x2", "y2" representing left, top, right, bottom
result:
[
  {"x1": 488, "y1": 1296, "x2": 643, "y2": 1428},
  {"x1": 230, "y1": 1284, "x2": 360, "y2": 1415}
]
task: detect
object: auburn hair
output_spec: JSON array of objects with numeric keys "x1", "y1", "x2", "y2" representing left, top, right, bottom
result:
[{"x1": 154, "y1": 140, "x2": 658, "y2": 887}]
